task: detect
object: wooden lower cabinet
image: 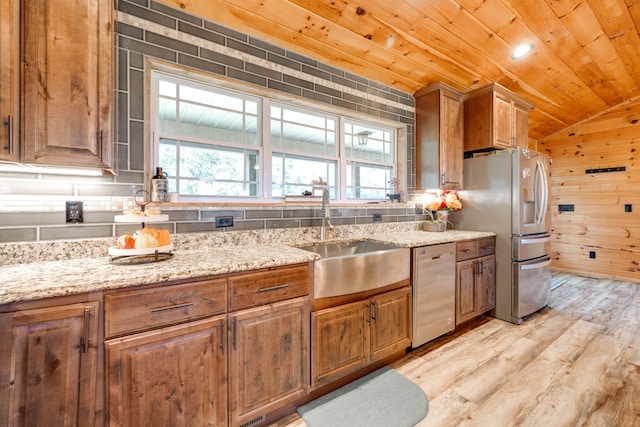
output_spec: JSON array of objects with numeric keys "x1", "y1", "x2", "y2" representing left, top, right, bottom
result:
[
  {"x1": 370, "y1": 287, "x2": 413, "y2": 361},
  {"x1": 105, "y1": 316, "x2": 227, "y2": 427},
  {"x1": 456, "y1": 258, "x2": 477, "y2": 323},
  {"x1": 456, "y1": 255, "x2": 496, "y2": 324},
  {"x1": 229, "y1": 297, "x2": 309, "y2": 427},
  {"x1": 477, "y1": 255, "x2": 496, "y2": 314},
  {"x1": 0, "y1": 301, "x2": 100, "y2": 427},
  {"x1": 311, "y1": 287, "x2": 411, "y2": 387}
]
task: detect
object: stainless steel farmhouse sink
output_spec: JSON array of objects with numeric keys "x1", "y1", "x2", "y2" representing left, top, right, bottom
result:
[{"x1": 299, "y1": 240, "x2": 410, "y2": 299}]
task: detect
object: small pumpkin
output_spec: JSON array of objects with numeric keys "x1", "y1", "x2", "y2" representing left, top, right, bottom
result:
[
  {"x1": 135, "y1": 232, "x2": 158, "y2": 249},
  {"x1": 155, "y1": 229, "x2": 171, "y2": 246},
  {"x1": 116, "y1": 234, "x2": 135, "y2": 249}
]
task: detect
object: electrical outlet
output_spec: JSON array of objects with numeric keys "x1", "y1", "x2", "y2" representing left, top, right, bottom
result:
[
  {"x1": 625, "y1": 204, "x2": 632, "y2": 212},
  {"x1": 66, "y1": 201, "x2": 83, "y2": 223},
  {"x1": 589, "y1": 251, "x2": 596, "y2": 259},
  {"x1": 215, "y1": 216, "x2": 234, "y2": 228},
  {"x1": 373, "y1": 213, "x2": 383, "y2": 222}
]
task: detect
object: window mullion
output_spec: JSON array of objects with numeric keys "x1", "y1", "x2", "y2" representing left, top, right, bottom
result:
[
  {"x1": 262, "y1": 100, "x2": 272, "y2": 199},
  {"x1": 338, "y1": 117, "x2": 347, "y2": 201}
]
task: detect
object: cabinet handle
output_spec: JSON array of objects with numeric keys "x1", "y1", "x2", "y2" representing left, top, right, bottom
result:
[
  {"x1": 478, "y1": 260, "x2": 483, "y2": 275},
  {"x1": 3, "y1": 116, "x2": 13, "y2": 155},
  {"x1": 149, "y1": 302, "x2": 194, "y2": 313},
  {"x1": 462, "y1": 249, "x2": 472, "y2": 253},
  {"x1": 441, "y1": 172, "x2": 446, "y2": 187},
  {"x1": 83, "y1": 308, "x2": 90, "y2": 353},
  {"x1": 370, "y1": 301, "x2": 377, "y2": 321},
  {"x1": 221, "y1": 321, "x2": 226, "y2": 355},
  {"x1": 232, "y1": 318, "x2": 237, "y2": 351},
  {"x1": 258, "y1": 284, "x2": 289, "y2": 292}
]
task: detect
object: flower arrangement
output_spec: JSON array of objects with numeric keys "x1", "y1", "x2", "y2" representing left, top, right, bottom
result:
[
  {"x1": 423, "y1": 189, "x2": 462, "y2": 212},
  {"x1": 421, "y1": 189, "x2": 462, "y2": 231}
]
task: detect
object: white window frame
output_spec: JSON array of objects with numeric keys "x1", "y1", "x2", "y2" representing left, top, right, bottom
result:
[{"x1": 149, "y1": 69, "x2": 399, "y2": 203}]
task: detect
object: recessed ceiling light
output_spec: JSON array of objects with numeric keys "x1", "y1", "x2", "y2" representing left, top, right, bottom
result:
[{"x1": 511, "y1": 43, "x2": 533, "y2": 59}]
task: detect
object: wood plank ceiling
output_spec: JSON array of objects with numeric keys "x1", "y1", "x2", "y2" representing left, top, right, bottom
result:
[{"x1": 158, "y1": 0, "x2": 640, "y2": 141}]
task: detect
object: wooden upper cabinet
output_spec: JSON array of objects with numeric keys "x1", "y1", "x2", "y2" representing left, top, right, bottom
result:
[
  {"x1": 415, "y1": 82, "x2": 465, "y2": 190},
  {"x1": 493, "y1": 93, "x2": 514, "y2": 149},
  {"x1": 514, "y1": 103, "x2": 530, "y2": 149},
  {"x1": 464, "y1": 83, "x2": 534, "y2": 153},
  {"x1": 0, "y1": 0, "x2": 20, "y2": 161},
  {"x1": 21, "y1": 0, "x2": 113, "y2": 169}
]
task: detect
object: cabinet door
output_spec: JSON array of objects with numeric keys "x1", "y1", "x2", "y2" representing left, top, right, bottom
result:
[
  {"x1": 456, "y1": 259, "x2": 477, "y2": 325},
  {"x1": 229, "y1": 297, "x2": 309, "y2": 427},
  {"x1": 440, "y1": 94, "x2": 464, "y2": 189},
  {"x1": 0, "y1": 302, "x2": 99, "y2": 427},
  {"x1": 477, "y1": 255, "x2": 496, "y2": 314},
  {"x1": 493, "y1": 93, "x2": 514, "y2": 149},
  {"x1": 22, "y1": 0, "x2": 113, "y2": 168},
  {"x1": 370, "y1": 287, "x2": 412, "y2": 361},
  {"x1": 0, "y1": 0, "x2": 19, "y2": 161},
  {"x1": 311, "y1": 299, "x2": 370, "y2": 387},
  {"x1": 105, "y1": 316, "x2": 227, "y2": 427},
  {"x1": 415, "y1": 83, "x2": 464, "y2": 190},
  {"x1": 514, "y1": 103, "x2": 529, "y2": 149}
]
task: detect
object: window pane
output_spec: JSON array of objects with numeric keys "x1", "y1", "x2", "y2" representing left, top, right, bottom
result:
[
  {"x1": 178, "y1": 102, "x2": 259, "y2": 146},
  {"x1": 346, "y1": 162, "x2": 392, "y2": 199},
  {"x1": 158, "y1": 138, "x2": 177, "y2": 177},
  {"x1": 271, "y1": 105, "x2": 337, "y2": 156},
  {"x1": 345, "y1": 124, "x2": 393, "y2": 163},
  {"x1": 176, "y1": 141, "x2": 259, "y2": 197},
  {"x1": 179, "y1": 179, "x2": 258, "y2": 197},
  {"x1": 159, "y1": 80, "x2": 176, "y2": 97},
  {"x1": 180, "y1": 85, "x2": 244, "y2": 112},
  {"x1": 272, "y1": 153, "x2": 336, "y2": 197},
  {"x1": 158, "y1": 99, "x2": 176, "y2": 133},
  {"x1": 245, "y1": 101, "x2": 258, "y2": 115}
]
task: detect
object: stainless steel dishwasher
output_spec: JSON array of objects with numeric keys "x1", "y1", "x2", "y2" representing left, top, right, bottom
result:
[{"x1": 412, "y1": 243, "x2": 456, "y2": 347}]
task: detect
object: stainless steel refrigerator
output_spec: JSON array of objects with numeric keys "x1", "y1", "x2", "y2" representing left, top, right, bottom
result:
[{"x1": 456, "y1": 148, "x2": 552, "y2": 324}]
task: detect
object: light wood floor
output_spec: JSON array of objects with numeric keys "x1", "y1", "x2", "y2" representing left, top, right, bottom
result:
[{"x1": 272, "y1": 273, "x2": 640, "y2": 426}]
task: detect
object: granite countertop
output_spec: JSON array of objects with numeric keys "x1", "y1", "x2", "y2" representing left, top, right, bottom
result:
[
  {"x1": 0, "y1": 228, "x2": 495, "y2": 305},
  {"x1": 0, "y1": 244, "x2": 319, "y2": 305},
  {"x1": 370, "y1": 230, "x2": 494, "y2": 247}
]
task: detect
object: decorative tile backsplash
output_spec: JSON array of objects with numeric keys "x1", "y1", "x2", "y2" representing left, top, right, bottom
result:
[
  {"x1": 0, "y1": 1, "x2": 419, "y2": 247},
  {"x1": 0, "y1": 200, "x2": 427, "y2": 244}
]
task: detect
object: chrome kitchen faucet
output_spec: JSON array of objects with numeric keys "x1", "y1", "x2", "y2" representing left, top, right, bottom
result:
[{"x1": 320, "y1": 187, "x2": 333, "y2": 241}]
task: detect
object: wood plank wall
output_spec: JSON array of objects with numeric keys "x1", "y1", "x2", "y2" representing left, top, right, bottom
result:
[{"x1": 539, "y1": 99, "x2": 640, "y2": 283}]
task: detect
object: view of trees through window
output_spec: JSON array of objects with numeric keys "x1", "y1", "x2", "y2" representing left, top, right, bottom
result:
[{"x1": 152, "y1": 71, "x2": 397, "y2": 201}]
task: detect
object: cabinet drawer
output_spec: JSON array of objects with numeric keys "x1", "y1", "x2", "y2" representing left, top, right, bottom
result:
[
  {"x1": 229, "y1": 264, "x2": 309, "y2": 310},
  {"x1": 456, "y1": 240, "x2": 478, "y2": 261},
  {"x1": 478, "y1": 237, "x2": 495, "y2": 256},
  {"x1": 105, "y1": 278, "x2": 227, "y2": 338}
]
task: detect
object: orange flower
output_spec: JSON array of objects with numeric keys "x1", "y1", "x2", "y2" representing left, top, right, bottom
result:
[{"x1": 424, "y1": 189, "x2": 462, "y2": 211}]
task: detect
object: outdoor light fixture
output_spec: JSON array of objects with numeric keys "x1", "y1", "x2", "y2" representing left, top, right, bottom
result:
[
  {"x1": 356, "y1": 130, "x2": 373, "y2": 146},
  {"x1": 511, "y1": 43, "x2": 533, "y2": 59}
]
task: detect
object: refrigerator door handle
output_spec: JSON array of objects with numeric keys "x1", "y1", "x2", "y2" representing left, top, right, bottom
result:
[
  {"x1": 520, "y1": 236, "x2": 551, "y2": 245},
  {"x1": 520, "y1": 259, "x2": 551, "y2": 270},
  {"x1": 534, "y1": 159, "x2": 548, "y2": 225}
]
